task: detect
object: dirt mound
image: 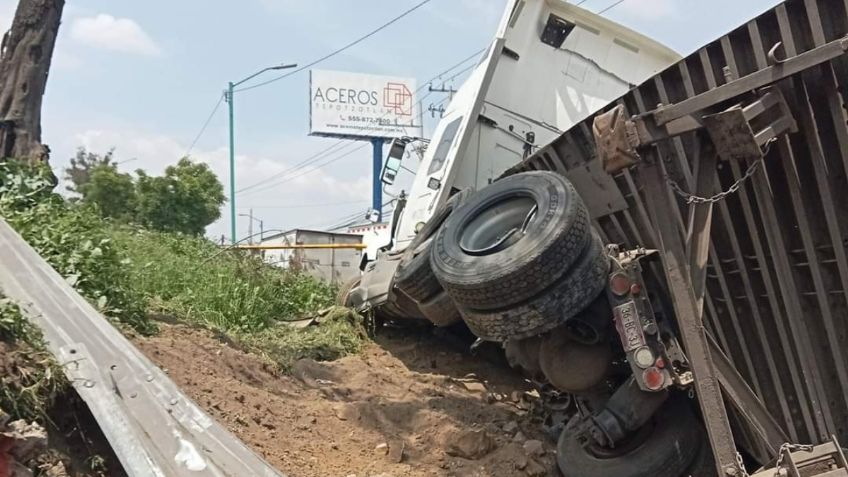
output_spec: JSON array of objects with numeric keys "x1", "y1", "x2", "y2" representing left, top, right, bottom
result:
[{"x1": 134, "y1": 324, "x2": 560, "y2": 476}]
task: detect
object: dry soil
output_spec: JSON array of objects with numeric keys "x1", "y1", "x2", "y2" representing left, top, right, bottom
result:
[{"x1": 133, "y1": 323, "x2": 560, "y2": 477}]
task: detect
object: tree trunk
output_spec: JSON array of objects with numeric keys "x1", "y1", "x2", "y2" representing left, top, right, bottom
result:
[{"x1": 0, "y1": 0, "x2": 64, "y2": 165}]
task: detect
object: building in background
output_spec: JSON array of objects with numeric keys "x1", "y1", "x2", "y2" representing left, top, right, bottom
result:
[
  {"x1": 342, "y1": 221, "x2": 390, "y2": 262},
  {"x1": 260, "y1": 229, "x2": 362, "y2": 285}
]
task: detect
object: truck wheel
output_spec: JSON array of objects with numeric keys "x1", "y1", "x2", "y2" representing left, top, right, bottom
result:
[
  {"x1": 395, "y1": 189, "x2": 473, "y2": 302},
  {"x1": 457, "y1": 233, "x2": 608, "y2": 342},
  {"x1": 431, "y1": 171, "x2": 590, "y2": 310},
  {"x1": 557, "y1": 397, "x2": 702, "y2": 477},
  {"x1": 685, "y1": 441, "x2": 717, "y2": 477},
  {"x1": 418, "y1": 290, "x2": 463, "y2": 327}
]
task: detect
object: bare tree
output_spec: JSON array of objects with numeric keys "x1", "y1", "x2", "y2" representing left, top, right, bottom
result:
[{"x1": 0, "y1": 0, "x2": 64, "y2": 164}]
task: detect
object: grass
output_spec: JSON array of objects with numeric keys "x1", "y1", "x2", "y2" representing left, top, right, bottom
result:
[
  {"x1": 0, "y1": 160, "x2": 368, "y2": 377},
  {"x1": 111, "y1": 227, "x2": 336, "y2": 332},
  {"x1": 0, "y1": 297, "x2": 66, "y2": 422},
  {"x1": 236, "y1": 307, "x2": 368, "y2": 371}
]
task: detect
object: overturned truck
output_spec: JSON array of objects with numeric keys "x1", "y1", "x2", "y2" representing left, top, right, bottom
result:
[{"x1": 353, "y1": 0, "x2": 848, "y2": 475}]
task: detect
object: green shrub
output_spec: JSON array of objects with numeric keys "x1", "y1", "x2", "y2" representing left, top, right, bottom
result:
[
  {"x1": 111, "y1": 227, "x2": 336, "y2": 332},
  {"x1": 0, "y1": 161, "x2": 364, "y2": 372},
  {"x1": 0, "y1": 162, "x2": 152, "y2": 334}
]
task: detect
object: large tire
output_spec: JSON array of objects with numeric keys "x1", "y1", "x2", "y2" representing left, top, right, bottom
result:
[
  {"x1": 457, "y1": 233, "x2": 609, "y2": 342},
  {"x1": 418, "y1": 290, "x2": 462, "y2": 327},
  {"x1": 557, "y1": 398, "x2": 703, "y2": 477},
  {"x1": 395, "y1": 189, "x2": 473, "y2": 302},
  {"x1": 685, "y1": 441, "x2": 717, "y2": 477},
  {"x1": 431, "y1": 171, "x2": 590, "y2": 310}
]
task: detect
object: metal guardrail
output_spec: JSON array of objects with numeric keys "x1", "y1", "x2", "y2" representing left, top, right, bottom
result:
[{"x1": 0, "y1": 219, "x2": 285, "y2": 477}]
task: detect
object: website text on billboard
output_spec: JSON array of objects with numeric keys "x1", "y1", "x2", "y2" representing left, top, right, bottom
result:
[{"x1": 309, "y1": 70, "x2": 423, "y2": 140}]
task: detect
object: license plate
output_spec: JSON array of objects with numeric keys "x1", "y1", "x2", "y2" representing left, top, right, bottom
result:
[{"x1": 614, "y1": 301, "x2": 645, "y2": 352}]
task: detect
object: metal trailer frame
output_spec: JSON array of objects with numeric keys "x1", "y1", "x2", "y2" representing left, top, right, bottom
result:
[
  {"x1": 0, "y1": 220, "x2": 285, "y2": 477},
  {"x1": 504, "y1": 0, "x2": 848, "y2": 474}
]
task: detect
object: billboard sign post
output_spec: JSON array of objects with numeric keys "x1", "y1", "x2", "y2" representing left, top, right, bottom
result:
[
  {"x1": 309, "y1": 70, "x2": 422, "y2": 140},
  {"x1": 309, "y1": 70, "x2": 422, "y2": 221}
]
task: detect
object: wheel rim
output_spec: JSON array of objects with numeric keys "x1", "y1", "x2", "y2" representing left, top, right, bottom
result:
[{"x1": 458, "y1": 194, "x2": 538, "y2": 256}]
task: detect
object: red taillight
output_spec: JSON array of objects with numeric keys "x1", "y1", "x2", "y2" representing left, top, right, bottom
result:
[
  {"x1": 610, "y1": 272, "x2": 631, "y2": 296},
  {"x1": 643, "y1": 367, "x2": 665, "y2": 391}
]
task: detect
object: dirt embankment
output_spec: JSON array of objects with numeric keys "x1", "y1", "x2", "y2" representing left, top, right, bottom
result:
[{"x1": 134, "y1": 324, "x2": 560, "y2": 477}]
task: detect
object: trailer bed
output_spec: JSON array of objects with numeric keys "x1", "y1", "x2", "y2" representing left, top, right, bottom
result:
[{"x1": 508, "y1": 0, "x2": 848, "y2": 456}]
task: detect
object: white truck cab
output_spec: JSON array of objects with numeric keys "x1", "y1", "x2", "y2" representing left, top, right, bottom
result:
[
  {"x1": 353, "y1": 0, "x2": 679, "y2": 317},
  {"x1": 391, "y1": 0, "x2": 679, "y2": 251}
]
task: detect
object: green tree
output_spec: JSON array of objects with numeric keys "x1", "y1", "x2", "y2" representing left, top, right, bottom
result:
[
  {"x1": 64, "y1": 147, "x2": 115, "y2": 194},
  {"x1": 135, "y1": 158, "x2": 225, "y2": 235},
  {"x1": 79, "y1": 165, "x2": 136, "y2": 221}
]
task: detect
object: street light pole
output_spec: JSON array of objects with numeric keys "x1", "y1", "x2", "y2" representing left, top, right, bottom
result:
[
  {"x1": 238, "y1": 209, "x2": 265, "y2": 245},
  {"x1": 227, "y1": 81, "x2": 236, "y2": 244},
  {"x1": 226, "y1": 62, "x2": 297, "y2": 244}
]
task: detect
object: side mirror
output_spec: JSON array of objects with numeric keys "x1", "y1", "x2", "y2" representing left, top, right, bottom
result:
[
  {"x1": 381, "y1": 138, "x2": 408, "y2": 185},
  {"x1": 381, "y1": 157, "x2": 402, "y2": 185}
]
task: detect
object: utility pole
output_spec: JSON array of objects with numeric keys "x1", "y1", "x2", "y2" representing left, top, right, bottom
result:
[
  {"x1": 247, "y1": 208, "x2": 254, "y2": 245},
  {"x1": 428, "y1": 83, "x2": 457, "y2": 99},
  {"x1": 226, "y1": 62, "x2": 297, "y2": 244},
  {"x1": 239, "y1": 210, "x2": 264, "y2": 245}
]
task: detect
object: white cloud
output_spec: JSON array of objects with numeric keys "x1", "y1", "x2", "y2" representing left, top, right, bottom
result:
[{"x1": 70, "y1": 14, "x2": 161, "y2": 56}]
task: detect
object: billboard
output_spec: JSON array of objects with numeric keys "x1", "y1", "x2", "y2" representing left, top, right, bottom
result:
[{"x1": 309, "y1": 70, "x2": 422, "y2": 140}]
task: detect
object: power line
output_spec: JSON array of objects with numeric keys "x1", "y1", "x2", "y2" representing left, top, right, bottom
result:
[
  {"x1": 239, "y1": 143, "x2": 370, "y2": 198},
  {"x1": 243, "y1": 92, "x2": 457, "y2": 198},
  {"x1": 269, "y1": 144, "x2": 370, "y2": 187},
  {"x1": 597, "y1": 0, "x2": 626, "y2": 14},
  {"x1": 235, "y1": 140, "x2": 350, "y2": 194},
  {"x1": 423, "y1": 48, "x2": 486, "y2": 87},
  {"x1": 235, "y1": 0, "x2": 433, "y2": 93},
  {"x1": 325, "y1": 203, "x2": 396, "y2": 230},
  {"x1": 184, "y1": 95, "x2": 224, "y2": 157},
  {"x1": 235, "y1": 47, "x2": 483, "y2": 197},
  {"x1": 241, "y1": 200, "x2": 370, "y2": 210}
]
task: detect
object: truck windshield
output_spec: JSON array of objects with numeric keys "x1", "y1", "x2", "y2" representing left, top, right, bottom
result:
[{"x1": 427, "y1": 117, "x2": 462, "y2": 175}]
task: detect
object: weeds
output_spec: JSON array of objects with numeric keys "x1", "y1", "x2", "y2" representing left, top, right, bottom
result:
[
  {"x1": 0, "y1": 161, "x2": 152, "y2": 334},
  {"x1": 111, "y1": 227, "x2": 336, "y2": 332},
  {"x1": 0, "y1": 298, "x2": 66, "y2": 422},
  {"x1": 235, "y1": 307, "x2": 368, "y2": 370},
  {"x1": 0, "y1": 161, "x2": 365, "y2": 375}
]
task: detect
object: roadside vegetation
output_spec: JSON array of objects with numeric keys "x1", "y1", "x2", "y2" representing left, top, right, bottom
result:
[
  {"x1": 0, "y1": 159, "x2": 367, "y2": 378},
  {"x1": 0, "y1": 297, "x2": 65, "y2": 422}
]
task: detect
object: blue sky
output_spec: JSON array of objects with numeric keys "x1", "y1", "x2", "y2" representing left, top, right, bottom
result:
[{"x1": 0, "y1": 0, "x2": 781, "y2": 240}]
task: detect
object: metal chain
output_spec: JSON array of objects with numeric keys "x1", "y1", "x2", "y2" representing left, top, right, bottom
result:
[
  {"x1": 773, "y1": 442, "x2": 815, "y2": 476},
  {"x1": 664, "y1": 139, "x2": 775, "y2": 205},
  {"x1": 666, "y1": 158, "x2": 763, "y2": 205},
  {"x1": 737, "y1": 452, "x2": 751, "y2": 477}
]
